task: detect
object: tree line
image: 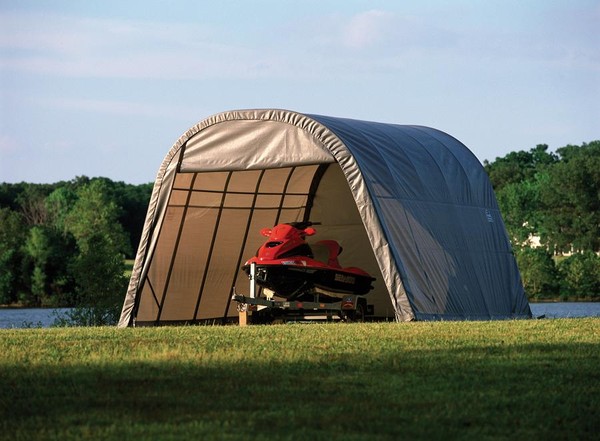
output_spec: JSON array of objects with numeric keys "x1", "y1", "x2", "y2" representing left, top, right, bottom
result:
[
  {"x1": 0, "y1": 177, "x2": 152, "y2": 324},
  {"x1": 484, "y1": 140, "x2": 600, "y2": 300},
  {"x1": 0, "y1": 141, "x2": 598, "y2": 325}
]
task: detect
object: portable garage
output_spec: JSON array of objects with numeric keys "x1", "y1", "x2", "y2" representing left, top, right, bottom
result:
[{"x1": 118, "y1": 109, "x2": 531, "y2": 327}]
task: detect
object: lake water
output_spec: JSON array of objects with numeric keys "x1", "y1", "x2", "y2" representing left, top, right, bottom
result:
[
  {"x1": 1, "y1": 303, "x2": 599, "y2": 328},
  {"x1": 0, "y1": 308, "x2": 73, "y2": 329},
  {"x1": 528, "y1": 302, "x2": 600, "y2": 319}
]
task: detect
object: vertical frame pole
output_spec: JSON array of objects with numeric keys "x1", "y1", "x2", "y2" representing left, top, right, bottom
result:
[{"x1": 250, "y1": 262, "x2": 257, "y2": 299}]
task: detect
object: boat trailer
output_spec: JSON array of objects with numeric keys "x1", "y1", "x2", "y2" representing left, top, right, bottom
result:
[{"x1": 232, "y1": 262, "x2": 371, "y2": 325}]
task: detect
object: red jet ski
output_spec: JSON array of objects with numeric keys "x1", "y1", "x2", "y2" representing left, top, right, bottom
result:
[{"x1": 242, "y1": 222, "x2": 375, "y2": 301}]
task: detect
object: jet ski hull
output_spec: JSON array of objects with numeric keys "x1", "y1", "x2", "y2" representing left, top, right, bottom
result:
[
  {"x1": 241, "y1": 222, "x2": 375, "y2": 301},
  {"x1": 242, "y1": 261, "x2": 374, "y2": 300}
]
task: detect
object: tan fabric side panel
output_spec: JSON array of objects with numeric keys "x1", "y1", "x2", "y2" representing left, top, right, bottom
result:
[
  {"x1": 135, "y1": 206, "x2": 184, "y2": 322},
  {"x1": 258, "y1": 167, "x2": 293, "y2": 193},
  {"x1": 195, "y1": 209, "x2": 252, "y2": 319},
  {"x1": 159, "y1": 207, "x2": 218, "y2": 321},
  {"x1": 285, "y1": 165, "x2": 319, "y2": 193},
  {"x1": 309, "y1": 166, "x2": 396, "y2": 318},
  {"x1": 136, "y1": 283, "x2": 158, "y2": 323},
  {"x1": 181, "y1": 120, "x2": 335, "y2": 172},
  {"x1": 192, "y1": 171, "x2": 230, "y2": 191}
]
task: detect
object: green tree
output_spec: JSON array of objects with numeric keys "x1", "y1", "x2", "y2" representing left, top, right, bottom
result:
[
  {"x1": 21, "y1": 225, "x2": 76, "y2": 307},
  {"x1": 0, "y1": 182, "x2": 28, "y2": 211},
  {"x1": 16, "y1": 183, "x2": 56, "y2": 226},
  {"x1": 115, "y1": 181, "x2": 152, "y2": 258},
  {"x1": 22, "y1": 226, "x2": 51, "y2": 305},
  {"x1": 64, "y1": 180, "x2": 130, "y2": 255},
  {"x1": 514, "y1": 247, "x2": 559, "y2": 299},
  {"x1": 495, "y1": 174, "x2": 545, "y2": 246},
  {"x1": 65, "y1": 234, "x2": 129, "y2": 325},
  {"x1": 46, "y1": 186, "x2": 78, "y2": 233},
  {"x1": 557, "y1": 252, "x2": 600, "y2": 300},
  {"x1": 59, "y1": 180, "x2": 130, "y2": 325},
  {"x1": 0, "y1": 208, "x2": 27, "y2": 304},
  {"x1": 484, "y1": 144, "x2": 557, "y2": 191},
  {"x1": 0, "y1": 177, "x2": 150, "y2": 308},
  {"x1": 79, "y1": 178, "x2": 152, "y2": 258},
  {"x1": 538, "y1": 141, "x2": 600, "y2": 253}
]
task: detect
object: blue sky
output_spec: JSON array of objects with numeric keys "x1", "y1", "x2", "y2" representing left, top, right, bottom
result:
[{"x1": 1, "y1": 0, "x2": 598, "y2": 184}]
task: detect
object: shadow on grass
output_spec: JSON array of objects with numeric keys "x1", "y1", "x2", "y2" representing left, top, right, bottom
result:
[{"x1": 1, "y1": 342, "x2": 599, "y2": 440}]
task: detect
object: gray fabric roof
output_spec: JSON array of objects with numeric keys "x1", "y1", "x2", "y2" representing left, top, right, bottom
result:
[{"x1": 308, "y1": 114, "x2": 531, "y2": 319}]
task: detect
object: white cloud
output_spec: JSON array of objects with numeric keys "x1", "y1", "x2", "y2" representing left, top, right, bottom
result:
[
  {"x1": 0, "y1": 6, "x2": 577, "y2": 86},
  {"x1": 1, "y1": 5, "x2": 598, "y2": 84},
  {"x1": 0, "y1": 134, "x2": 19, "y2": 153},
  {"x1": 342, "y1": 10, "x2": 395, "y2": 49},
  {"x1": 0, "y1": 9, "x2": 467, "y2": 83},
  {"x1": 0, "y1": 11, "x2": 268, "y2": 80}
]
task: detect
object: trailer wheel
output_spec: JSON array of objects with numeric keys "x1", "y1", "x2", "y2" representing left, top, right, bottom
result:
[
  {"x1": 344, "y1": 300, "x2": 365, "y2": 322},
  {"x1": 354, "y1": 301, "x2": 366, "y2": 322}
]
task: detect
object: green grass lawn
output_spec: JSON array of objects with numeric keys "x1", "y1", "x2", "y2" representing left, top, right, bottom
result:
[{"x1": 1, "y1": 319, "x2": 599, "y2": 440}]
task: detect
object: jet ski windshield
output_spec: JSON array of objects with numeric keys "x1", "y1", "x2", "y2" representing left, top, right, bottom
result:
[{"x1": 278, "y1": 243, "x2": 313, "y2": 259}]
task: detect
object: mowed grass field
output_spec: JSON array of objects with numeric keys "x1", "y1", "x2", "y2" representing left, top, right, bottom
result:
[{"x1": 1, "y1": 319, "x2": 599, "y2": 440}]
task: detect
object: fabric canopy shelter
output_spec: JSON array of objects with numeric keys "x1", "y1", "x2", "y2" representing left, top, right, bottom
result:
[{"x1": 118, "y1": 109, "x2": 531, "y2": 327}]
